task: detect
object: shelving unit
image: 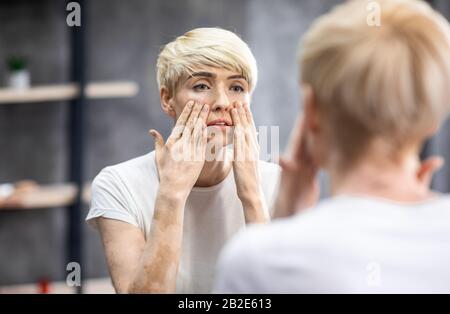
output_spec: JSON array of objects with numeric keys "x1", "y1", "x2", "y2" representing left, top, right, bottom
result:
[
  {"x1": 0, "y1": 81, "x2": 138, "y2": 104},
  {"x1": 0, "y1": 0, "x2": 138, "y2": 293},
  {"x1": 0, "y1": 184, "x2": 77, "y2": 210}
]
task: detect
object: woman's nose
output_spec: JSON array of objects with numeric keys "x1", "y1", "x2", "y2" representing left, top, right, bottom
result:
[{"x1": 210, "y1": 89, "x2": 231, "y2": 112}]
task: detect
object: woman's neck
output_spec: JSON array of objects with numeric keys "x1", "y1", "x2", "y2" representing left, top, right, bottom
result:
[
  {"x1": 330, "y1": 151, "x2": 435, "y2": 203},
  {"x1": 194, "y1": 148, "x2": 232, "y2": 187}
]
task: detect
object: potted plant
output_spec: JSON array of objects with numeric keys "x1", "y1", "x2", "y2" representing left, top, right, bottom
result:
[{"x1": 6, "y1": 56, "x2": 30, "y2": 90}]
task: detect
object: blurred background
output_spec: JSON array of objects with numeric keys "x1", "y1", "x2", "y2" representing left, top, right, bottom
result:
[{"x1": 0, "y1": 0, "x2": 449, "y2": 293}]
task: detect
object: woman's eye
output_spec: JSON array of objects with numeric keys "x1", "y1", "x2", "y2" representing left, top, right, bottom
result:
[
  {"x1": 193, "y1": 83, "x2": 210, "y2": 91},
  {"x1": 231, "y1": 85, "x2": 244, "y2": 93}
]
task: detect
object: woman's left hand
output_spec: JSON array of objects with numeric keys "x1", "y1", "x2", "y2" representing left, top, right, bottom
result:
[{"x1": 231, "y1": 102, "x2": 269, "y2": 224}]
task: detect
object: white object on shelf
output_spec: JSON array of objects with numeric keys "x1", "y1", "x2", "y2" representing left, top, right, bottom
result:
[
  {"x1": 0, "y1": 184, "x2": 14, "y2": 198},
  {"x1": 7, "y1": 69, "x2": 31, "y2": 90},
  {"x1": 0, "y1": 81, "x2": 139, "y2": 104}
]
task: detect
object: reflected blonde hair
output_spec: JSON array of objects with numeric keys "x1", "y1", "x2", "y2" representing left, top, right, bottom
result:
[
  {"x1": 299, "y1": 0, "x2": 450, "y2": 157},
  {"x1": 157, "y1": 27, "x2": 257, "y2": 96}
]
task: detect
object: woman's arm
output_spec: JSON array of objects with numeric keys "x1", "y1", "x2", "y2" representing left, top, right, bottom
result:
[
  {"x1": 97, "y1": 189, "x2": 186, "y2": 293},
  {"x1": 97, "y1": 101, "x2": 209, "y2": 293}
]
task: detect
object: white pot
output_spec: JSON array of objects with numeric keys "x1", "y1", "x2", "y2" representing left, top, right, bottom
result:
[{"x1": 8, "y1": 69, "x2": 30, "y2": 90}]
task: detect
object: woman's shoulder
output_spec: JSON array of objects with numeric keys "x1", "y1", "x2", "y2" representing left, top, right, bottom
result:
[{"x1": 93, "y1": 151, "x2": 158, "y2": 189}]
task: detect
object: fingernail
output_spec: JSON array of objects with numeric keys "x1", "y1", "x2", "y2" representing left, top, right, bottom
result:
[
  {"x1": 148, "y1": 129, "x2": 155, "y2": 136},
  {"x1": 187, "y1": 101, "x2": 194, "y2": 108}
]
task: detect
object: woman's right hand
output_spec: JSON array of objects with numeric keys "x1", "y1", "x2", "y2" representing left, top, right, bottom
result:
[{"x1": 149, "y1": 101, "x2": 209, "y2": 200}]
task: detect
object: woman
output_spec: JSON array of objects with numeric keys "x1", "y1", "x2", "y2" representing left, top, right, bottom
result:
[
  {"x1": 215, "y1": 0, "x2": 450, "y2": 293},
  {"x1": 86, "y1": 28, "x2": 280, "y2": 293}
]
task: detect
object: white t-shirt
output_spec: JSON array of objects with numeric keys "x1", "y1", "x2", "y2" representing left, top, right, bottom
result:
[
  {"x1": 86, "y1": 150, "x2": 280, "y2": 293},
  {"x1": 214, "y1": 195, "x2": 450, "y2": 293}
]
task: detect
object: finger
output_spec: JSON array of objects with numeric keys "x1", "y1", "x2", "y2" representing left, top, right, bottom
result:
[
  {"x1": 231, "y1": 104, "x2": 246, "y2": 160},
  {"x1": 193, "y1": 117, "x2": 205, "y2": 144},
  {"x1": 236, "y1": 102, "x2": 249, "y2": 128},
  {"x1": 417, "y1": 156, "x2": 444, "y2": 187},
  {"x1": 234, "y1": 125, "x2": 246, "y2": 161},
  {"x1": 243, "y1": 103, "x2": 256, "y2": 130},
  {"x1": 201, "y1": 125, "x2": 208, "y2": 146},
  {"x1": 197, "y1": 103, "x2": 210, "y2": 126},
  {"x1": 174, "y1": 100, "x2": 194, "y2": 127},
  {"x1": 299, "y1": 133, "x2": 318, "y2": 178},
  {"x1": 288, "y1": 115, "x2": 307, "y2": 161},
  {"x1": 183, "y1": 102, "x2": 204, "y2": 137},
  {"x1": 243, "y1": 103, "x2": 258, "y2": 142},
  {"x1": 199, "y1": 126, "x2": 208, "y2": 161},
  {"x1": 168, "y1": 100, "x2": 195, "y2": 143},
  {"x1": 233, "y1": 129, "x2": 242, "y2": 162},
  {"x1": 193, "y1": 117, "x2": 207, "y2": 161},
  {"x1": 149, "y1": 129, "x2": 164, "y2": 151},
  {"x1": 231, "y1": 104, "x2": 242, "y2": 127},
  {"x1": 278, "y1": 156, "x2": 291, "y2": 170},
  {"x1": 194, "y1": 104, "x2": 209, "y2": 155}
]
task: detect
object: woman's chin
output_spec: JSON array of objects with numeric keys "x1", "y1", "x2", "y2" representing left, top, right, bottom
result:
[
  {"x1": 206, "y1": 128, "x2": 233, "y2": 147},
  {"x1": 204, "y1": 137, "x2": 232, "y2": 162},
  {"x1": 206, "y1": 137, "x2": 229, "y2": 148}
]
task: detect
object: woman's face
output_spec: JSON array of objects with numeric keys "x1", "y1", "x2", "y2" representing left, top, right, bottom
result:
[{"x1": 168, "y1": 66, "x2": 251, "y2": 148}]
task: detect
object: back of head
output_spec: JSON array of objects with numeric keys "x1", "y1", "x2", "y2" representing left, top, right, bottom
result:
[{"x1": 299, "y1": 0, "x2": 450, "y2": 161}]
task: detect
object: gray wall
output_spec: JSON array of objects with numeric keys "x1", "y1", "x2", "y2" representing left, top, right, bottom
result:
[
  {"x1": 1, "y1": 0, "x2": 449, "y2": 286},
  {"x1": 0, "y1": 0, "x2": 70, "y2": 285}
]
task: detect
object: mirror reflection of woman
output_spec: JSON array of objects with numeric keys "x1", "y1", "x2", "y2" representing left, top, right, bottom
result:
[{"x1": 86, "y1": 28, "x2": 280, "y2": 293}]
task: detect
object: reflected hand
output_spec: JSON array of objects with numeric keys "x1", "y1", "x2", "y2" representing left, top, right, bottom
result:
[{"x1": 149, "y1": 101, "x2": 209, "y2": 199}]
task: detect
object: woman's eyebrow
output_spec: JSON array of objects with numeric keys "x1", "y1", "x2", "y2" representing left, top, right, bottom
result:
[
  {"x1": 190, "y1": 71, "x2": 215, "y2": 78},
  {"x1": 184, "y1": 71, "x2": 215, "y2": 83},
  {"x1": 227, "y1": 75, "x2": 245, "y2": 80}
]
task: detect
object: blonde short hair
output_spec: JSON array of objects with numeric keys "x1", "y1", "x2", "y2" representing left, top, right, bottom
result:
[
  {"x1": 299, "y1": 0, "x2": 450, "y2": 154},
  {"x1": 156, "y1": 27, "x2": 257, "y2": 96}
]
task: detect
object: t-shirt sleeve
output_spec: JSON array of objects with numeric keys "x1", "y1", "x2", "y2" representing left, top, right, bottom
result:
[{"x1": 86, "y1": 167, "x2": 139, "y2": 229}]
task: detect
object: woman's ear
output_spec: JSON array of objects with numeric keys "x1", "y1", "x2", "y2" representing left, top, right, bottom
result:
[
  {"x1": 302, "y1": 84, "x2": 320, "y2": 134},
  {"x1": 160, "y1": 86, "x2": 177, "y2": 118}
]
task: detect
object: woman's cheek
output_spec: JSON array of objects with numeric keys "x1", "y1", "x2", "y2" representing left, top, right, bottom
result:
[
  {"x1": 231, "y1": 92, "x2": 250, "y2": 104},
  {"x1": 186, "y1": 91, "x2": 209, "y2": 105},
  {"x1": 174, "y1": 93, "x2": 205, "y2": 115}
]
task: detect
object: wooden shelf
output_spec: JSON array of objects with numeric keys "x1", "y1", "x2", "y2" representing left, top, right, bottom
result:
[
  {"x1": 0, "y1": 182, "x2": 92, "y2": 210},
  {"x1": 0, "y1": 81, "x2": 139, "y2": 104}
]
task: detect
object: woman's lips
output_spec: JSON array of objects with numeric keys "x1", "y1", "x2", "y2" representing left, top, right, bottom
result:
[{"x1": 207, "y1": 119, "x2": 232, "y2": 129}]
